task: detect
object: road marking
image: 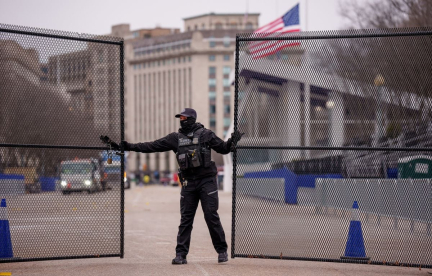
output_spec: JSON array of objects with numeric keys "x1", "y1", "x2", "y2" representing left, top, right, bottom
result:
[
  {"x1": 132, "y1": 192, "x2": 142, "y2": 205},
  {"x1": 194, "y1": 263, "x2": 210, "y2": 276},
  {"x1": 134, "y1": 254, "x2": 145, "y2": 260},
  {"x1": 155, "y1": 242, "x2": 171, "y2": 245}
]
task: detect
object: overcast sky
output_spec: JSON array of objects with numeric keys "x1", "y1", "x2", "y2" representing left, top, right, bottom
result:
[{"x1": 0, "y1": 0, "x2": 366, "y2": 35}]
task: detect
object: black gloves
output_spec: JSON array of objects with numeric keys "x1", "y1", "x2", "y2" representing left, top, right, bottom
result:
[
  {"x1": 100, "y1": 135, "x2": 125, "y2": 151},
  {"x1": 120, "y1": 140, "x2": 128, "y2": 150},
  {"x1": 230, "y1": 130, "x2": 245, "y2": 151}
]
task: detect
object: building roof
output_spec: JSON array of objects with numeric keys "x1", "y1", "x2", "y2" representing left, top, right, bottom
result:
[
  {"x1": 183, "y1": 12, "x2": 260, "y2": 21},
  {"x1": 133, "y1": 29, "x2": 242, "y2": 49},
  {"x1": 133, "y1": 32, "x2": 194, "y2": 49}
]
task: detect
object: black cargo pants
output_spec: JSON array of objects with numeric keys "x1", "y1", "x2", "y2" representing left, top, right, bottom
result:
[{"x1": 176, "y1": 176, "x2": 228, "y2": 256}]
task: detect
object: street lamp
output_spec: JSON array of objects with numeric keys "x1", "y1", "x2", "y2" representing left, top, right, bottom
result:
[
  {"x1": 325, "y1": 100, "x2": 335, "y2": 109},
  {"x1": 374, "y1": 74, "x2": 385, "y2": 145},
  {"x1": 326, "y1": 99, "x2": 335, "y2": 150}
]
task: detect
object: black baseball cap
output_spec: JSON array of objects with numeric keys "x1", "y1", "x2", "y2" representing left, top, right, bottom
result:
[{"x1": 175, "y1": 108, "x2": 197, "y2": 119}]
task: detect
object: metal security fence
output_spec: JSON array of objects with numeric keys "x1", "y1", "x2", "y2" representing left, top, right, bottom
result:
[
  {"x1": 0, "y1": 24, "x2": 124, "y2": 262},
  {"x1": 231, "y1": 29, "x2": 432, "y2": 268}
]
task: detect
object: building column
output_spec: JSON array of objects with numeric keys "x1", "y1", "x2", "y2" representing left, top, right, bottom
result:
[
  {"x1": 268, "y1": 91, "x2": 282, "y2": 163},
  {"x1": 304, "y1": 82, "x2": 311, "y2": 159},
  {"x1": 159, "y1": 153, "x2": 166, "y2": 172},
  {"x1": 328, "y1": 91, "x2": 344, "y2": 154},
  {"x1": 279, "y1": 81, "x2": 301, "y2": 162},
  {"x1": 127, "y1": 151, "x2": 137, "y2": 173},
  {"x1": 245, "y1": 80, "x2": 258, "y2": 137},
  {"x1": 149, "y1": 153, "x2": 156, "y2": 171}
]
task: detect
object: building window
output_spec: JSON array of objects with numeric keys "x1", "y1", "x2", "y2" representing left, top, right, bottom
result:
[
  {"x1": 215, "y1": 22, "x2": 223, "y2": 29},
  {"x1": 223, "y1": 66, "x2": 230, "y2": 75},
  {"x1": 223, "y1": 36, "x2": 230, "y2": 47},
  {"x1": 209, "y1": 37, "x2": 216, "y2": 48},
  {"x1": 178, "y1": 57, "x2": 181, "y2": 63},
  {"x1": 209, "y1": 55, "x2": 216, "y2": 61},
  {"x1": 246, "y1": 22, "x2": 254, "y2": 29},
  {"x1": 224, "y1": 104, "x2": 230, "y2": 114},
  {"x1": 208, "y1": 78, "x2": 216, "y2": 87},
  {"x1": 209, "y1": 67, "x2": 216, "y2": 75},
  {"x1": 189, "y1": 56, "x2": 192, "y2": 62},
  {"x1": 223, "y1": 118, "x2": 231, "y2": 127},
  {"x1": 202, "y1": 23, "x2": 205, "y2": 29},
  {"x1": 223, "y1": 55, "x2": 230, "y2": 61},
  {"x1": 194, "y1": 25, "x2": 198, "y2": 30},
  {"x1": 223, "y1": 79, "x2": 231, "y2": 87},
  {"x1": 223, "y1": 91, "x2": 230, "y2": 98},
  {"x1": 209, "y1": 91, "x2": 216, "y2": 99},
  {"x1": 210, "y1": 104, "x2": 216, "y2": 114},
  {"x1": 210, "y1": 117, "x2": 216, "y2": 127}
]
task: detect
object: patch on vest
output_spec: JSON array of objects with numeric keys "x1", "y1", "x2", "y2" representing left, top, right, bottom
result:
[
  {"x1": 179, "y1": 138, "x2": 192, "y2": 147},
  {"x1": 192, "y1": 137, "x2": 199, "y2": 144}
]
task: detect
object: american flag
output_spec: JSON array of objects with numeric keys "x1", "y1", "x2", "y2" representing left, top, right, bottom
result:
[{"x1": 249, "y1": 3, "x2": 300, "y2": 59}]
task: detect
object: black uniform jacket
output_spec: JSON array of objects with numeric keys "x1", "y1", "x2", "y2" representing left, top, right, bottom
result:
[{"x1": 124, "y1": 123, "x2": 232, "y2": 180}]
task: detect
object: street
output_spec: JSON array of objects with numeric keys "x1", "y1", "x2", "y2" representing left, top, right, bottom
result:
[{"x1": 1, "y1": 185, "x2": 428, "y2": 275}]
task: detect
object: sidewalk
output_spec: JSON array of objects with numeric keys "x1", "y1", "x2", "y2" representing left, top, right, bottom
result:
[{"x1": 1, "y1": 185, "x2": 428, "y2": 276}]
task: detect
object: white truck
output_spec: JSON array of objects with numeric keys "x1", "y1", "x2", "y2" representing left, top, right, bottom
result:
[
  {"x1": 60, "y1": 158, "x2": 103, "y2": 194},
  {"x1": 103, "y1": 160, "x2": 130, "y2": 190}
]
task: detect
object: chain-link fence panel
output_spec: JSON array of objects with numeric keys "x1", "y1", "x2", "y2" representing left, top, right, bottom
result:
[
  {"x1": 0, "y1": 24, "x2": 124, "y2": 262},
  {"x1": 232, "y1": 29, "x2": 432, "y2": 268}
]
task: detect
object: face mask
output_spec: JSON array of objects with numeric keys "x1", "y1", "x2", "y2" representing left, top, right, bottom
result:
[{"x1": 180, "y1": 117, "x2": 196, "y2": 131}]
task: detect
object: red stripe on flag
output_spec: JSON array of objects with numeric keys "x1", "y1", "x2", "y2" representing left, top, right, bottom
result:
[
  {"x1": 255, "y1": 18, "x2": 283, "y2": 33},
  {"x1": 250, "y1": 41, "x2": 281, "y2": 55},
  {"x1": 249, "y1": 27, "x2": 285, "y2": 49},
  {"x1": 256, "y1": 20, "x2": 283, "y2": 34},
  {"x1": 249, "y1": 29, "x2": 301, "y2": 50},
  {"x1": 252, "y1": 42, "x2": 301, "y2": 59}
]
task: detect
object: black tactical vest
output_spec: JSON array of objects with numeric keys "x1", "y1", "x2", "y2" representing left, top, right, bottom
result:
[{"x1": 176, "y1": 128, "x2": 212, "y2": 172}]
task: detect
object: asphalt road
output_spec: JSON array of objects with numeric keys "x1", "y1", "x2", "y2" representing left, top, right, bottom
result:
[{"x1": 1, "y1": 185, "x2": 430, "y2": 275}]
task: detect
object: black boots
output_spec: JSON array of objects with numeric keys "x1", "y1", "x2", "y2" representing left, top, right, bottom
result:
[
  {"x1": 172, "y1": 254, "x2": 187, "y2": 265},
  {"x1": 218, "y1": 252, "x2": 228, "y2": 263},
  {"x1": 172, "y1": 252, "x2": 228, "y2": 264}
]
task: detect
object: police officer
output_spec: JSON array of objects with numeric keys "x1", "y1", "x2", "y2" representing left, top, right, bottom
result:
[{"x1": 114, "y1": 108, "x2": 244, "y2": 264}]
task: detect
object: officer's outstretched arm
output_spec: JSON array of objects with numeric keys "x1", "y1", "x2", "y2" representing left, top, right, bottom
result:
[{"x1": 124, "y1": 132, "x2": 177, "y2": 153}]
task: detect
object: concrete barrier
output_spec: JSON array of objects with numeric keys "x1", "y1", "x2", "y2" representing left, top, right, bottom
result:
[
  {"x1": 0, "y1": 174, "x2": 25, "y2": 195},
  {"x1": 236, "y1": 178, "x2": 285, "y2": 203},
  {"x1": 315, "y1": 178, "x2": 432, "y2": 222}
]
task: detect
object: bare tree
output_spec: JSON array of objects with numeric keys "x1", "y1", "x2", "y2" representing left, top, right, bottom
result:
[
  {"x1": 339, "y1": 0, "x2": 432, "y2": 29},
  {"x1": 0, "y1": 72, "x2": 96, "y2": 177}
]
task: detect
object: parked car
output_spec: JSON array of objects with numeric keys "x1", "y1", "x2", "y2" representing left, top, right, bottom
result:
[{"x1": 171, "y1": 172, "x2": 179, "y2": 186}]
